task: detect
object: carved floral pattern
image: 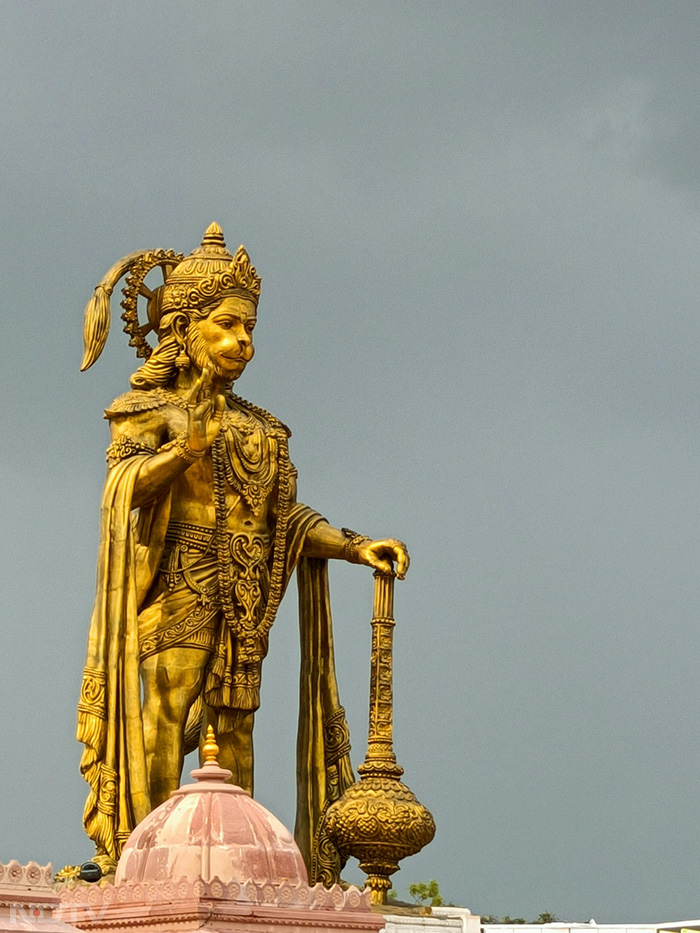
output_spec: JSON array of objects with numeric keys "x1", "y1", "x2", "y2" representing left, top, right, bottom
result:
[
  {"x1": 0, "y1": 860, "x2": 53, "y2": 889},
  {"x1": 59, "y1": 878, "x2": 372, "y2": 912}
]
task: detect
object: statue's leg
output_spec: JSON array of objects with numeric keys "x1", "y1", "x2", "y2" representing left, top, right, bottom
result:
[
  {"x1": 202, "y1": 705, "x2": 256, "y2": 794},
  {"x1": 141, "y1": 646, "x2": 210, "y2": 807}
]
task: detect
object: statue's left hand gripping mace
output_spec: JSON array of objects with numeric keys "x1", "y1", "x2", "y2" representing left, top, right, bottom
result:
[{"x1": 326, "y1": 571, "x2": 436, "y2": 904}]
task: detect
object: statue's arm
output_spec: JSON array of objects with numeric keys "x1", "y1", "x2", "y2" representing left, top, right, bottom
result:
[
  {"x1": 105, "y1": 377, "x2": 225, "y2": 509},
  {"x1": 107, "y1": 412, "x2": 192, "y2": 509},
  {"x1": 269, "y1": 461, "x2": 409, "y2": 577},
  {"x1": 300, "y1": 516, "x2": 410, "y2": 579}
]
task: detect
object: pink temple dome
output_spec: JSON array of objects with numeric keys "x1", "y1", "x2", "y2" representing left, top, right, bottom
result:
[{"x1": 115, "y1": 743, "x2": 308, "y2": 887}]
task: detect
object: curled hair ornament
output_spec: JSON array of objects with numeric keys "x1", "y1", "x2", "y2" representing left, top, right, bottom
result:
[{"x1": 80, "y1": 248, "x2": 184, "y2": 371}]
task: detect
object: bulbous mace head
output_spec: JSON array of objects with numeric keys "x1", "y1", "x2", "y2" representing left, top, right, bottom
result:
[{"x1": 325, "y1": 777, "x2": 436, "y2": 905}]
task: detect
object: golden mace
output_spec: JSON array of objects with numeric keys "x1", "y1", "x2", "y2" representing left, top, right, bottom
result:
[{"x1": 326, "y1": 571, "x2": 436, "y2": 904}]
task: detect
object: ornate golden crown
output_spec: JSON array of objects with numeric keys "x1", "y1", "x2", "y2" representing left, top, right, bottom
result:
[
  {"x1": 81, "y1": 223, "x2": 261, "y2": 371},
  {"x1": 160, "y1": 223, "x2": 261, "y2": 312}
]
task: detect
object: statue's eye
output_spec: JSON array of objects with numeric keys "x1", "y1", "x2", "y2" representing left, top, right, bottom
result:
[{"x1": 218, "y1": 319, "x2": 234, "y2": 329}]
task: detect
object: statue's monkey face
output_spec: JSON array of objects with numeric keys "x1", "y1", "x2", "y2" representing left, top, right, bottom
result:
[{"x1": 185, "y1": 296, "x2": 257, "y2": 380}]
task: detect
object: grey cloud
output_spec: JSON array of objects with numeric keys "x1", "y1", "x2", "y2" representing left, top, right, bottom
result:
[{"x1": 3, "y1": 0, "x2": 700, "y2": 923}]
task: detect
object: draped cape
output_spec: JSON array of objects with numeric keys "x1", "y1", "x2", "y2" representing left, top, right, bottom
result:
[{"x1": 77, "y1": 454, "x2": 354, "y2": 880}]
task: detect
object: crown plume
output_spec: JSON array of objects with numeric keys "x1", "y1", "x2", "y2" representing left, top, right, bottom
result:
[
  {"x1": 80, "y1": 249, "x2": 172, "y2": 372},
  {"x1": 80, "y1": 285, "x2": 111, "y2": 371}
]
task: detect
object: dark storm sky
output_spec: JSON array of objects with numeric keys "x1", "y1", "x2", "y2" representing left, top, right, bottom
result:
[{"x1": 2, "y1": 1, "x2": 700, "y2": 922}]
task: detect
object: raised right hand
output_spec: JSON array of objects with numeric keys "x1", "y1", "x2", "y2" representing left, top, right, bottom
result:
[{"x1": 184, "y1": 366, "x2": 225, "y2": 452}]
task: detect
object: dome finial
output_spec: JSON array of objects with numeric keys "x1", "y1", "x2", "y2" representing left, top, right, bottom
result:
[{"x1": 202, "y1": 725, "x2": 220, "y2": 764}]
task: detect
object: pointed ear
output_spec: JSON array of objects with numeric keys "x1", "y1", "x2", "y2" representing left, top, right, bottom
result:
[{"x1": 170, "y1": 311, "x2": 189, "y2": 346}]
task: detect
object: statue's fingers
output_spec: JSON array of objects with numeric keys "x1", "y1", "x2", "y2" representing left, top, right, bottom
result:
[
  {"x1": 371, "y1": 538, "x2": 407, "y2": 557},
  {"x1": 198, "y1": 366, "x2": 214, "y2": 402},
  {"x1": 396, "y1": 547, "x2": 410, "y2": 579},
  {"x1": 369, "y1": 538, "x2": 394, "y2": 552},
  {"x1": 211, "y1": 394, "x2": 226, "y2": 421},
  {"x1": 366, "y1": 551, "x2": 394, "y2": 575},
  {"x1": 184, "y1": 375, "x2": 203, "y2": 406}
]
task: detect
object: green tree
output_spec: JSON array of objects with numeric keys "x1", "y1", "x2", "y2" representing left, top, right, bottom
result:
[
  {"x1": 534, "y1": 914, "x2": 559, "y2": 924},
  {"x1": 501, "y1": 917, "x2": 527, "y2": 924},
  {"x1": 408, "y1": 880, "x2": 444, "y2": 907}
]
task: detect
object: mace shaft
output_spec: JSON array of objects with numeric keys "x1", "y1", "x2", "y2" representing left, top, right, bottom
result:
[{"x1": 359, "y1": 571, "x2": 403, "y2": 778}]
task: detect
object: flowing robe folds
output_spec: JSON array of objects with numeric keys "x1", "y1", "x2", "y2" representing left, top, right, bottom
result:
[{"x1": 77, "y1": 401, "x2": 354, "y2": 882}]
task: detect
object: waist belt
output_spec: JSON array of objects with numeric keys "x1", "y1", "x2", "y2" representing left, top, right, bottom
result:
[{"x1": 165, "y1": 521, "x2": 216, "y2": 553}]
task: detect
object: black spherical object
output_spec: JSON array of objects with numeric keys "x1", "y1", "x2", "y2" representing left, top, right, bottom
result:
[{"x1": 79, "y1": 862, "x2": 102, "y2": 883}]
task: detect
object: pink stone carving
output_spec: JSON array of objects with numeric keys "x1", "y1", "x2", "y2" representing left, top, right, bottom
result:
[
  {"x1": 55, "y1": 760, "x2": 382, "y2": 933},
  {"x1": 0, "y1": 860, "x2": 76, "y2": 933},
  {"x1": 115, "y1": 760, "x2": 307, "y2": 887}
]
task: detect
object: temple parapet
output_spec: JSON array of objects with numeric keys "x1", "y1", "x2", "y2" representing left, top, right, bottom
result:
[
  {"x1": 0, "y1": 861, "x2": 53, "y2": 901},
  {"x1": 58, "y1": 876, "x2": 381, "y2": 933},
  {"x1": 0, "y1": 861, "x2": 75, "y2": 933},
  {"x1": 58, "y1": 877, "x2": 373, "y2": 912}
]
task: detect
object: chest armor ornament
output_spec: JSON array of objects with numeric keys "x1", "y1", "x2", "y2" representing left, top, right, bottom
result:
[
  {"x1": 210, "y1": 394, "x2": 292, "y2": 675},
  {"x1": 219, "y1": 406, "x2": 278, "y2": 517}
]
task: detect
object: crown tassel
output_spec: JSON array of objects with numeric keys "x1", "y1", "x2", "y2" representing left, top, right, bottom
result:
[
  {"x1": 81, "y1": 284, "x2": 112, "y2": 372},
  {"x1": 80, "y1": 249, "x2": 155, "y2": 372}
]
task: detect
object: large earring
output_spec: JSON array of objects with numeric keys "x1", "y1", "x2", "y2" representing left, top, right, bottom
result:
[{"x1": 175, "y1": 348, "x2": 190, "y2": 371}]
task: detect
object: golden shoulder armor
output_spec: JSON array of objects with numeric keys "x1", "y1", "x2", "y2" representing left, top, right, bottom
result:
[{"x1": 103, "y1": 389, "x2": 169, "y2": 420}]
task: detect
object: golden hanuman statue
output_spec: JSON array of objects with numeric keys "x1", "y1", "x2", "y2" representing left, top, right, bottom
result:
[{"x1": 75, "y1": 223, "x2": 409, "y2": 881}]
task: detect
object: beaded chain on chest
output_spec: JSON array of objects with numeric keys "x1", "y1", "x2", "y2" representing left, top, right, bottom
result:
[
  {"x1": 154, "y1": 386, "x2": 292, "y2": 652},
  {"x1": 154, "y1": 387, "x2": 278, "y2": 514}
]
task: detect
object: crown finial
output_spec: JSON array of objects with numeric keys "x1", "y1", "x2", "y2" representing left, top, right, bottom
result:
[
  {"x1": 201, "y1": 222, "x2": 226, "y2": 249},
  {"x1": 202, "y1": 725, "x2": 220, "y2": 764}
]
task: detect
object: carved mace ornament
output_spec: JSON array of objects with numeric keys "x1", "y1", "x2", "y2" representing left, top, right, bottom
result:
[{"x1": 325, "y1": 571, "x2": 435, "y2": 905}]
